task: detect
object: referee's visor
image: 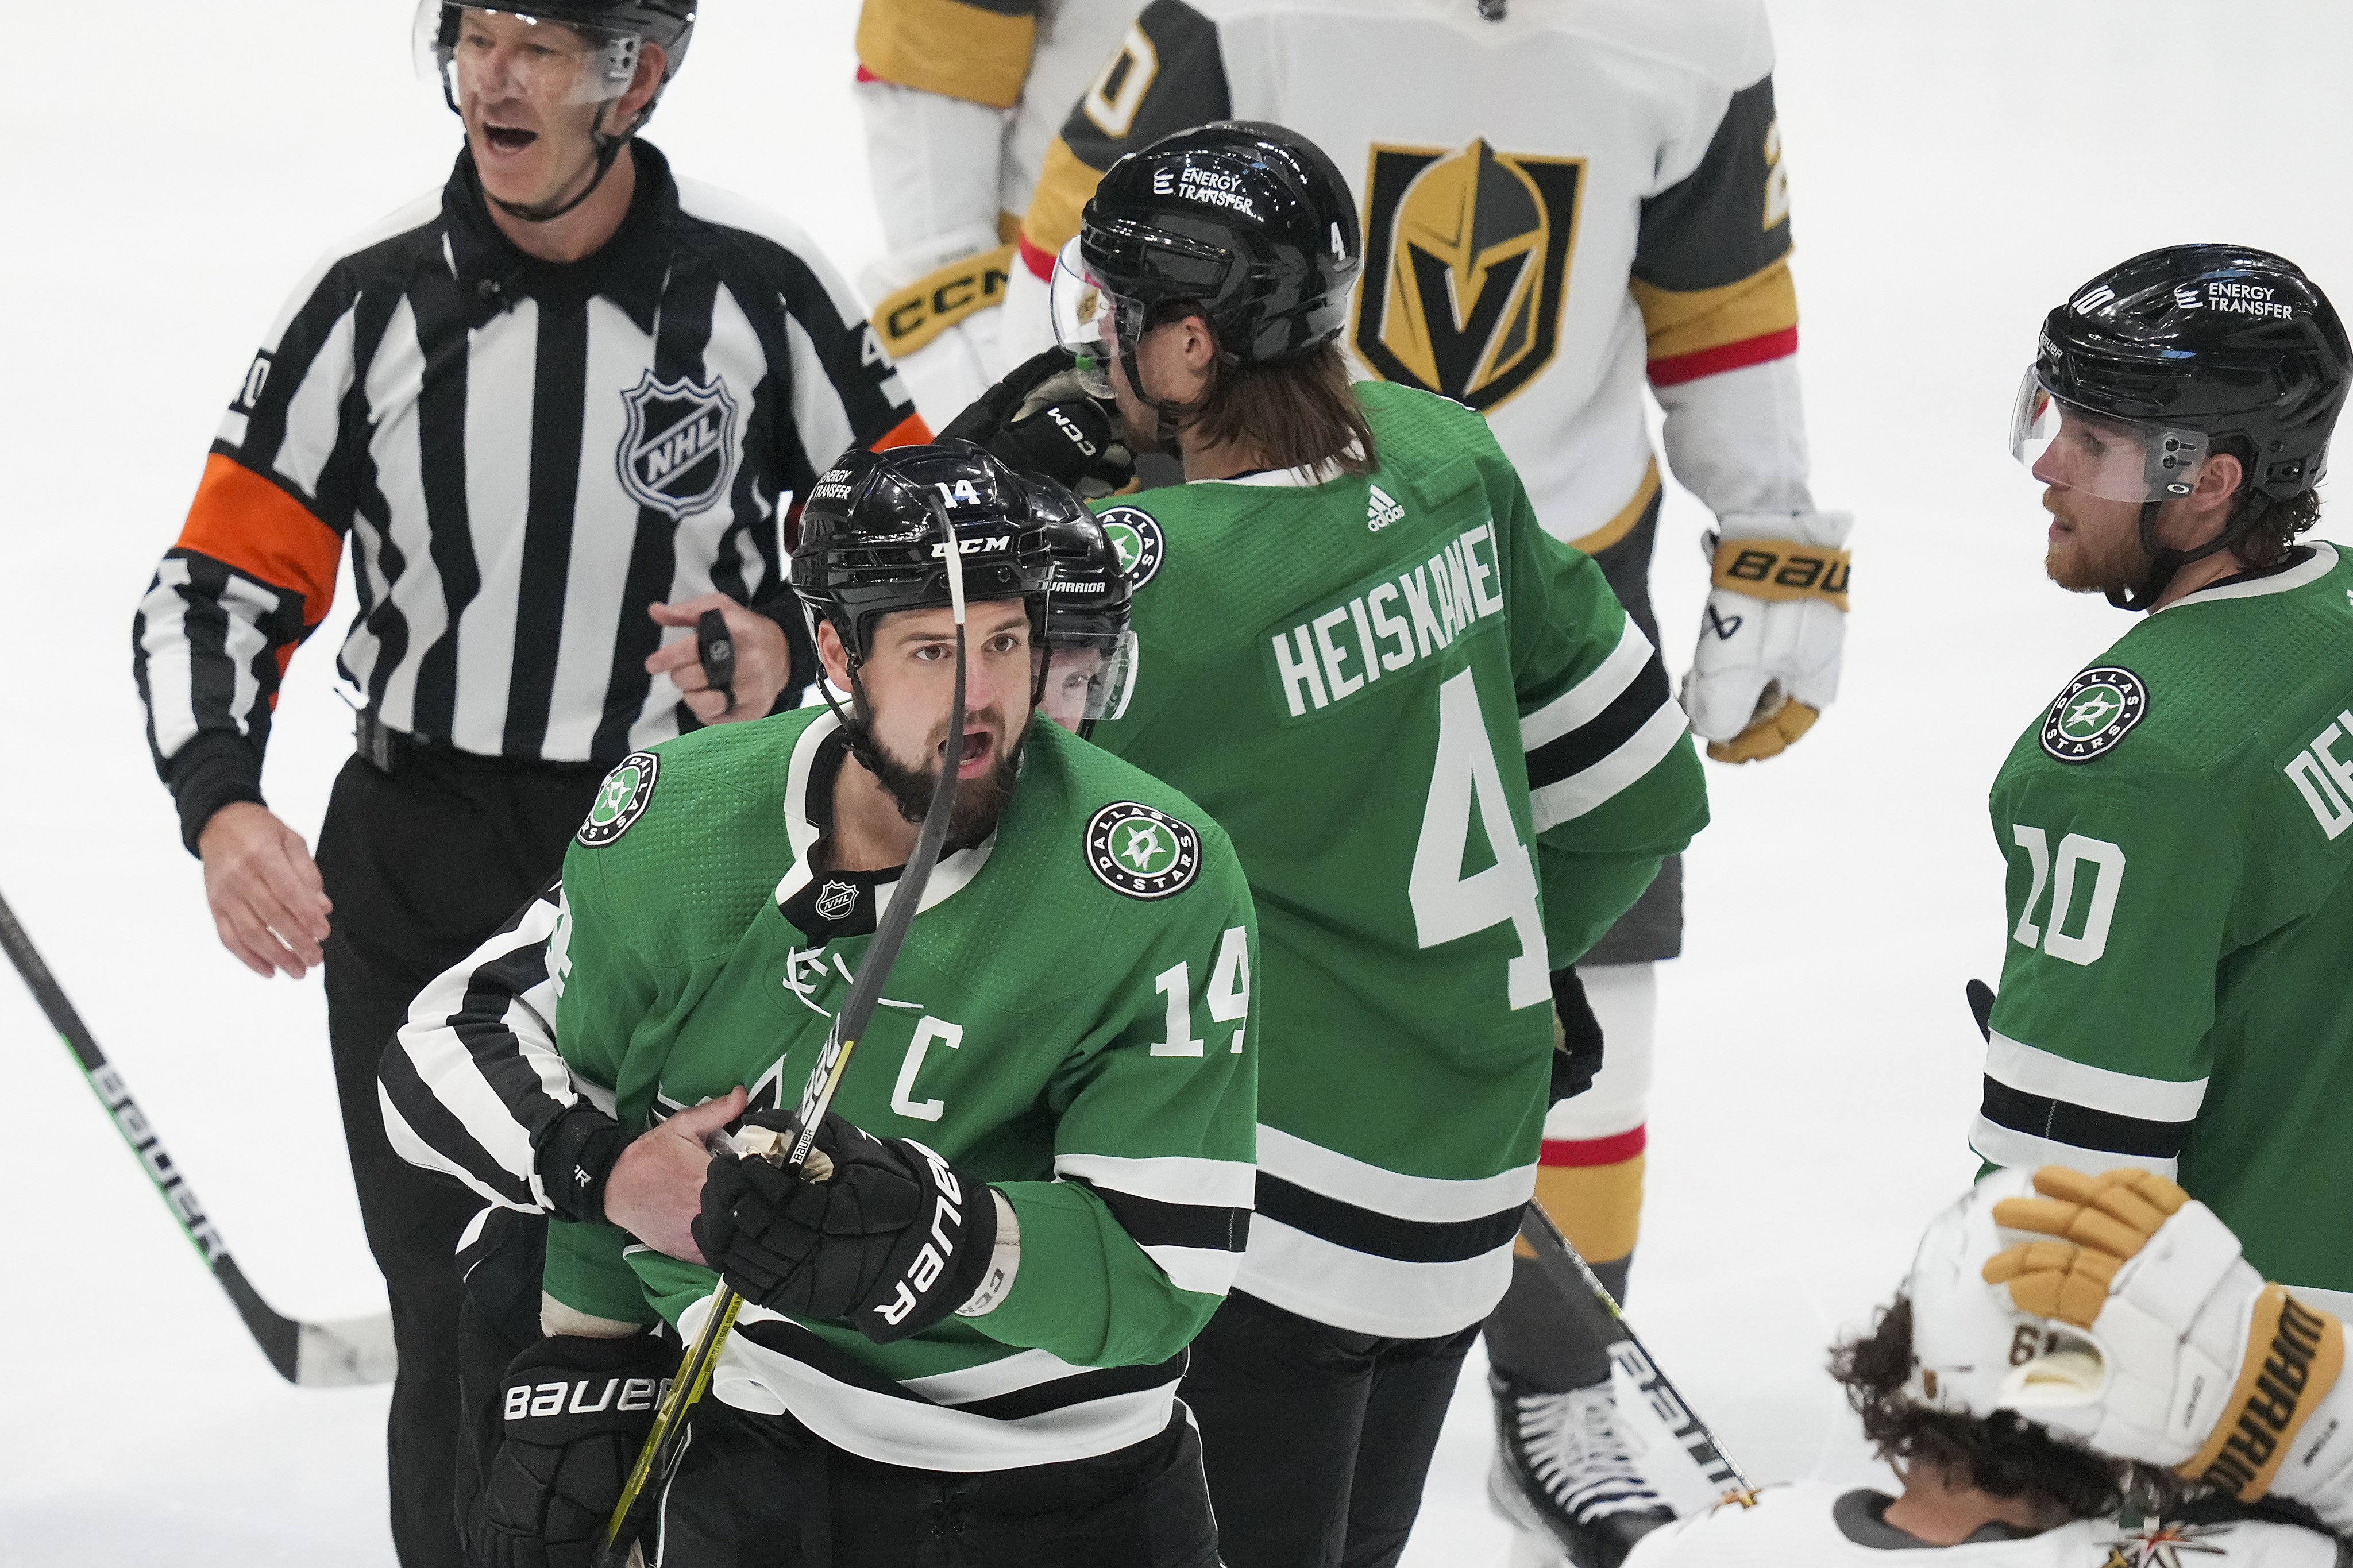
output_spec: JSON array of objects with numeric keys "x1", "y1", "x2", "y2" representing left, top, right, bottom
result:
[{"x1": 415, "y1": 3, "x2": 649, "y2": 107}]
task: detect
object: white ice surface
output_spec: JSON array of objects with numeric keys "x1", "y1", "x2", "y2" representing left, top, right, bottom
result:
[{"x1": 2, "y1": 2, "x2": 2349, "y2": 1561}]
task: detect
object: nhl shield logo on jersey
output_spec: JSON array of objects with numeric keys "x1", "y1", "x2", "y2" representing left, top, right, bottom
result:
[
  {"x1": 814, "y1": 880, "x2": 860, "y2": 922},
  {"x1": 1085, "y1": 802, "x2": 1201, "y2": 899},
  {"x1": 1353, "y1": 140, "x2": 1583, "y2": 414},
  {"x1": 616, "y1": 370, "x2": 739, "y2": 519},
  {"x1": 1095, "y1": 507, "x2": 1167, "y2": 591},
  {"x1": 2040, "y1": 667, "x2": 2148, "y2": 763},
  {"x1": 578, "y1": 751, "x2": 660, "y2": 846}
]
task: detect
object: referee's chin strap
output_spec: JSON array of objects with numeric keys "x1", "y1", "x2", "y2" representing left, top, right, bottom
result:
[{"x1": 489, "y1": 109, "x2": 640, "y2": 226}]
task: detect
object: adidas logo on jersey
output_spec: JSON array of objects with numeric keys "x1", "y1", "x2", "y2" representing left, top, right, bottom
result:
[{"x1": 1367, "y1": 484, "x2": 1406, "y2": 531}]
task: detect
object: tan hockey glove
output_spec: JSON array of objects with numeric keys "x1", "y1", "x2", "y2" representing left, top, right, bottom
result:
[
  {"x1": 1981, "y1": 1168, "x2": 2348, "y2": 1503},
  {"x1": 1681, "y1": 513, "x2": 1851, "y2": 763}
]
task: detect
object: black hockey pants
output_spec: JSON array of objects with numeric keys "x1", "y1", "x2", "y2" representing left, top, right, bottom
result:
[
  {"x1": 650, "y1": 1402, "x2": 1222, "y2": 1567},
  {"x1": 1182, "y1": 1289, "x2": 1479, "y2": 1568},
  {"x1": 317, "y1": 746, "x2": 605, "y2": 1568}
]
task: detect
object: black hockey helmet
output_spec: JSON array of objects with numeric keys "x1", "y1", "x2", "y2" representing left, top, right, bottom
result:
[
  {"x1": 2011, "y1": 244, "x2": 2349, "y2": 606},
  {"x1": 415, "y1": 1, "x2": 695, "y2": 221},
  {"x1": 1068, "y1": 121, "x2": 1363, "y2": 367},
  {"x1": 415, "y1": 1, "x2": 696, "y2": 102},
  {"x1": 1032, "y1": 493, "x2": 1135, "y2": 735},
  {"x1": 792, "y1": 441, "x2": 1059, "y2": 669}
]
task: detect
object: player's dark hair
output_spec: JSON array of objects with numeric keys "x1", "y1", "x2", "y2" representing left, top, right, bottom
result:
[
  {"x1": 1148, "y1": 301, "x2": 1377, "y2": 478},
  {"x1": 2208, "y1": 433, "x2": 2324, "y2": 571},
  {"x1": 1828, "y1": 1296, "x2": 2195, "y2": 1521}
]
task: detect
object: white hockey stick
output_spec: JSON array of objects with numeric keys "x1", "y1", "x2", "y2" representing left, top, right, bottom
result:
[{"x1": 0, "y1": 885, "x2": 394, "y2": 1387}]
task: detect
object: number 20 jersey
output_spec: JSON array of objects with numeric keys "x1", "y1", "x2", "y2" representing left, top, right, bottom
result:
[
  {"x1": 1972, "y1": 544, "x2": 2353, "y2": 1306},
  {"x1": 1086, "y1": 381, "x2": 1708, "y2": 1337}
]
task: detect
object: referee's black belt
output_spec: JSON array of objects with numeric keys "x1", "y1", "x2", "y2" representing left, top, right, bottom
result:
[{"x1": 354, "y1": 709, "x2": 611, "y2": 781}]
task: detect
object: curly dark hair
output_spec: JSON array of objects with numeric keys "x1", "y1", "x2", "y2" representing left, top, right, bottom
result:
[
  {"x1": 2208, "y1": 433, "x2": 2325, "y2": 571},
  {"x1": 1827, "y1": 1296, "x2": 2196, "y2": 1520}
]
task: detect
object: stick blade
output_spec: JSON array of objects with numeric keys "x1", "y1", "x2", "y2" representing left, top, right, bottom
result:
[{"x1": 294, "y1": 1312, "x2": 398, "y2": 1387}]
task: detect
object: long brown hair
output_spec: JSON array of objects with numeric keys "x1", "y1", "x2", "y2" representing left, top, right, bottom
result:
[{"x1": 1155, "y1": 304, "x2": 1378, "y2": 477}]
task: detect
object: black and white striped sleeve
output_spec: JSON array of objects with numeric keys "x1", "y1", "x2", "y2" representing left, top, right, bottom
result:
[
  {"x1": 379, "y1": 878, "x2": 628, "y2": 1219},
  {"x1": 1521, "y1": 615, "x2": 1690, "y2": 833}
]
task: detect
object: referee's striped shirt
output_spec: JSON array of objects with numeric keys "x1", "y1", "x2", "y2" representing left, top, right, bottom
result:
[{"x1": 133, "y1": 142, "x2": 926, "y2": 849}]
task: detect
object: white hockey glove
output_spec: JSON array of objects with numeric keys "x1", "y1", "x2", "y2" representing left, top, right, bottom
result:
[
  {"x1": 1980, "y1": 1168, "x2": 2353, "y2": 1517},
  {"x1": 1681, "y1": 511, "x2": 1851, "y2": 763}
]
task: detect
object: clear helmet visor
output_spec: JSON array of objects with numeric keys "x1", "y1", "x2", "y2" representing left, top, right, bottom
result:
[
  {"x1": 1047, "y1": 238, "x2": 1124, "y2": 399},
  {"x1": 1040, "y1": 626, "x2": 1137, "y2": 731},
  {"x1": 2009, "y1": 370, "x2": 2209, "y2": 504},
  {"x1": 415, "y1": 3, "x2": 645, "y2": 109}
]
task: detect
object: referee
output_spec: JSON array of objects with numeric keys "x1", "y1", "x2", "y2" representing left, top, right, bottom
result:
[{"x1": 129, "y1": 5, "x2": 924, "y2": 1564}]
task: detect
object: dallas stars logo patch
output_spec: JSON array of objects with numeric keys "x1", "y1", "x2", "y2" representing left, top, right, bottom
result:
[
  {"x1": 1095, "y1": 507, "x2": 1166, "y2": 592},
  {"x1": 1085, "y1": 802, "x2": 1201, "y2": 899},
  {"x1": 578, "y1": 752, "x2": 659, "y2": 846},
  {"x1": 2040, "y1": 667, "x2": 2148, "y2": 763}
]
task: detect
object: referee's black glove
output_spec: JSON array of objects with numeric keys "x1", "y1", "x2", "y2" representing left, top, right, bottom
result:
[
  {"x1": 1549, "y1": 968, "x2": 1604, "y2": 1106},
  {"x1": 471, "y1": 1331, "x2": 674, "y2": 1568},
  {"x1": 694, "y1": 1110, "x2": 998, "y2": 1345},
  {"x1": 941, "y1": 347, "x2": 1135, "y2": 497}
]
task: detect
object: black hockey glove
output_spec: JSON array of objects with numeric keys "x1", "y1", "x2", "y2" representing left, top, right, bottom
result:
[
  {"x1": 940, "y1": 347, "x2": 1135, "y2": 497},
  {"x1": 470, "y1": 1331, "x2": 676, "y2": 1568},
  {"x1": 1549, "y1": 968, "x2": 1604, "y2": 1106},
  {"x1": 692, "y1": 1109, "x2": 998, "y2": 1345}
]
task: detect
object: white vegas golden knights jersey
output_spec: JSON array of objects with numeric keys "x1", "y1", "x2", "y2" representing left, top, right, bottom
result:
[
  {"x1": 1001, "y1": 0, "x2": 1818, "y2": 553},
  {"x1": 1623, "y1": 1484, "x2": 2346, "y2": 1568},
  {"x1": 854, "y1": 0, "x2": 1145, "y2": 417}
]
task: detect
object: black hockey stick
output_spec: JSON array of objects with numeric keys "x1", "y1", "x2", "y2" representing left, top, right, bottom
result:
[
  {"x1": 0, "y1": 885, "x2": 394, "y2": 1387},
  {"x1": 596, "y1": 490, "x2": 972, "y2": 1567},
  {"x1": 1517, "y1": 1202, "x2": 1754, "y2": 1499},
  {"x1": 1966, "y1": 978, "x2": 1996, "y2": 1043}
]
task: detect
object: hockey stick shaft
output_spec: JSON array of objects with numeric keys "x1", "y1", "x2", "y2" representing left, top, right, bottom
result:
[
  {"x1": 1517, "y1": 1202, "x2": 1753, "y2": 1494},
  {"x1": 0, "y1": 883, "x2": 392, "y2": 1386},
  {"x1": 597, "y1": 493, "x2": 972, "y2": 1566}
]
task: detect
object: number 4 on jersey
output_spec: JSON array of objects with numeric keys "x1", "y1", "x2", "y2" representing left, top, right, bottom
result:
[{"x1": 1410, "y1": 670, "x2": 1548, "y2": 1009}]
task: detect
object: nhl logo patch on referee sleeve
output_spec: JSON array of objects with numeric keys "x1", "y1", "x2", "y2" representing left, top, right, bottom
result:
[
  {"x1": 1085, "y1": 802, "x2": 1201, "y2": 899},
  {"x1": 2040, "y1": 667, "x2": 2148, "y2": 763},
  {"x1": 578, "y1": 752, "x2": 660, "y2": 845}
]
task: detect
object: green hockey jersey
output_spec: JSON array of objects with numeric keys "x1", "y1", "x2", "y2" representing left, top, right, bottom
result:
[
  {"x1": 538, "y1": 708, "x2": 1259, "y2": 1471},
  {"x1": 1972, "y1": 543, "x2": 2353, "y2": 1307},
  {"x1": 1086, "y1": 380, "x2": 1708, "y2": 1338}
]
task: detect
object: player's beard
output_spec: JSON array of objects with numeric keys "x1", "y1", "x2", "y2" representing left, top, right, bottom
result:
[
  {"x1": 866, "y1": 711, "x2": 1029, "y2": 848},
  {"x1": 2044, "y1": 501, "x2": 2155, "y2": 596}
]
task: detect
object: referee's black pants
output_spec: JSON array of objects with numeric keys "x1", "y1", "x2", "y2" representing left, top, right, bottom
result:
[
  {"x1": 316, "y1": 747, "x2": 605, "y2": 1568},
  {"x1": 1182, "y1": 1289, "x2": 1478, "y2": 1568}
]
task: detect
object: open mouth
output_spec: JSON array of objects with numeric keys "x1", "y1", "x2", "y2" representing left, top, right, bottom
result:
[{"x1": 485, "y1": 125, "x2": 539, "y2": 153}]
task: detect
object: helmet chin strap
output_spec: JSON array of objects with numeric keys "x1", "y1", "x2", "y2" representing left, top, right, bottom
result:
[
  {"x1": 1112, "y1": 334, "x2": 1185, "y2": 457},
  {"x1": 2106, "y1": 495, "x2": 2256, "y2": 612},
  {"x1": 487, "y1": 106, "x2": 637, "y2": 226}
]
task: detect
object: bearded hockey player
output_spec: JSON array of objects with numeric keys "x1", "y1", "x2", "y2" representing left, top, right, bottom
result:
[
  {"x1": 1027, "y1": 121, "x2": 1707, "y2": 1568},
  {"x1": 1624, "y1": 1171, "x2": 2351, "y2": 1566},
  {"x1": 853, "y1": 0, "x2": 1145, "y2": 422},
  {"x1": 130, "y1": 5, "x2": 925, "y2": 1561},
  {"x1": 970, "y1": 5, "x2": 1850, "y2": 1552},
  {"x1": 381, "y1": 443, "x2": 1253, "y2": 1566},
  {"x1": 1973, "y1": 246, "x2": 2353, "y2": 1316}
]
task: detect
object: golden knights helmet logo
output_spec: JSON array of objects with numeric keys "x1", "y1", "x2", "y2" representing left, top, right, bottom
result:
[{"x1": 1353, "y1": 141, "x2": 1583, "y2": 412}]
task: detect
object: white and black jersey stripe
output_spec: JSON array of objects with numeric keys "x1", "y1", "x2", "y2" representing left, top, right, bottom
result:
[
  {"x1": 1521, "y1": 616, "x2": 1687, "y2": 831},
  {"x1": 134, "y1": 144, "x2": 923, "y2": 849},
  {"x1": 1969, "y1": 1029, "x2": 2207, "y2": 1181},
  {"x1": 381, "y1": 878, "x2": 588, "y2": 1215}
]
